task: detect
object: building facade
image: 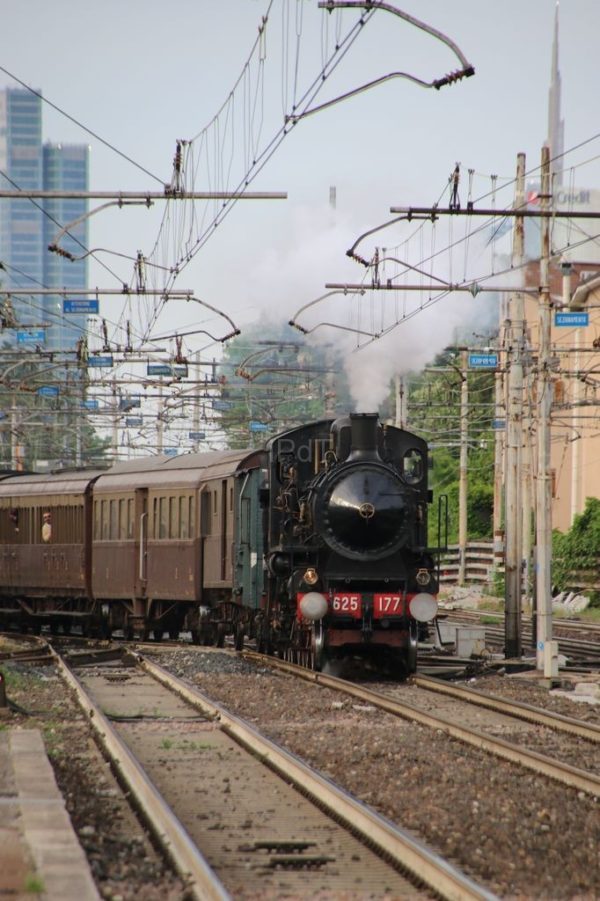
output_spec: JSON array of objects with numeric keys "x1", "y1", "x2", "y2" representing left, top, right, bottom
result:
[
  {"x1": 522, "y1": 258, "x2": 600, "y2": 534},
  {"x1": 0, "y1": 87, "x2": 89, "y2": 351}
]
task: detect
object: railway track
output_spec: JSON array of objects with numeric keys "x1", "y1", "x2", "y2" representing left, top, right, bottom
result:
[
  {"x1": 5, "y1": 635, "x2": 600, "y2": 897},
  {"x1": 442, "y1": 608, "x2": 600, "y2": 666},
  {"x1": 55, "y1": 645, "x2": 495, "y2": 901},
  {"x1": 240, "y1": 650, "x2": 600, "y2": 797}
]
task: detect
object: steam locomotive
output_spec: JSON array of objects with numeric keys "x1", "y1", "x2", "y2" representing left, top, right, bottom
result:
[{"x1": 0, "y1": 412, "x2": 445, "y2": 674}]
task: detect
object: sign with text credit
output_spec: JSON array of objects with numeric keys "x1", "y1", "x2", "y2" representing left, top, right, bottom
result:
[
  {"x1": 555, "y1": 312, "x2": 589, "y2": 327},
  {"x1": 468, "y1": 353, "x2": 498, "y2": 369}
]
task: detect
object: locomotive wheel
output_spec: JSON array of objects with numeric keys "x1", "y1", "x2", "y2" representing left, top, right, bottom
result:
[
  {"x1": 215, "y1": 623, "x2": 227, "y2": 648},
  {"x1": 311, "y1": 622, "x2": 326, "y2": 672},
  {"x1": 406, "y1": 622, "x2": 418, "y2": 675},
  {"x1": 234, "y1": 624, "x2": 245, "y2": 651}
]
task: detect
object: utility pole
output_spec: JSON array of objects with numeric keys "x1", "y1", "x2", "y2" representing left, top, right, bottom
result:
[
  {"x1": 492, "y1": 362, "x2": 505, "y2": 538},
  {"x1": 536, "y1": 145, "x2": 553, "y2": 671},
  {"x1": 458, "y1": 350, "x2": 468, "y2": 585},
  {"x1": 10, "y1": 399, "x2": 19, "y2": 470},
  {"x1": 504, "y1": 153, "x2": 526, "y2": 658},
  {"x1": 157, "y1": 383, "x2": 164, "y2": 453},
  {"x1": 193, "y1": 351, "x2": 202, "y2": 451},
  {"x1": 394, "y1": 374, "x2": 407, "y2": 427},
  {"x1": 521, "y1": 370, "x2": 534, "y2": 608},
  {"x1": 111, "y1": 378, "x2": 119, "y2": 462}
]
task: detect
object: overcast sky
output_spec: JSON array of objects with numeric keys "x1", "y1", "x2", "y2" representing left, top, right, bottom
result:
[{"x1": 2, "y1": 0, "x2": 600, "y2": 409}]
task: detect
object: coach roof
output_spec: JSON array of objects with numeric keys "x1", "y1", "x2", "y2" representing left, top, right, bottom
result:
[{"x1": 93, "y1": 448, "x2": 263, "y2": 492}]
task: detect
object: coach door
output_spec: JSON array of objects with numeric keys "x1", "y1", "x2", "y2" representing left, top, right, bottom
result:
[{"x1": 134, "y1": 488, "x2": 148, "y2": 598}]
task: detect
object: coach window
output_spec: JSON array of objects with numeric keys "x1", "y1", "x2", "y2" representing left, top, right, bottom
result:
[
  {"x1": 402, "y1": 449, "x2": 424, "y2": 485},
  {"x1": 109, "y1": 500, "x2": 118, "y2": 539},
  {"x1": 75, "y1": 506, "x2": 83, "y2": 540},
  {"x1": 189, "y1": 496, "x2": 195, "y2": 538},
  {"x1": 179, "y1": 497, "x2": 188, "y2": 539},
  {"x1": 102, "y1": 500, "x2": 110, "y2": 540},
  {"x1": 152, "y1": 497, "x2": 158, "y2": 539},
  {"x1": 201, "y1": 492, "x2": 211, "y2": 535},
  {"x1": 118, "y1": 499, "x2": 127, "y2": 540},
  {"x1": 159, "y1": 497, "x2": 168, "y2": 539},
  {"x1": 127, "y1": 499, "x2": 134, "y2": 539},
  {"x1": 169, "y1": 496, "x2": 178, "y2": 538},
  {"x1": 229, "y1": 486, "x2": 233, "y2": 512}
]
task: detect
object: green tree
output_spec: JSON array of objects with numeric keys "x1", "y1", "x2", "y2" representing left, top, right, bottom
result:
[
  {"x1": 395, "y1": 347, "x2": 497, "y2": 545},
  {"x1": 552, "y1": 497, "x2": 600, "y2": 604},
  {"x1": 216, "y1": 318, "x2": 351, "y2": 448}
]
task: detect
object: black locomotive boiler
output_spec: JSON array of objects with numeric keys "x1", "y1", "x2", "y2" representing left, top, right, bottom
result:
[
  {"x1": 0, "y1": 412, "x2": 444, "y2": 674},
  {"x1": 262, "y1": 412, "x2": 442, "y2": 673}
]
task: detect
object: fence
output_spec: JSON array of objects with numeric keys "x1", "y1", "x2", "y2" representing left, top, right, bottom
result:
[
  {"x1": 438, "y1": 541, "x2": 600, "y2": 594},
  {"x1": 438, "y1": 541, "x2": 496, "y2": 586}
]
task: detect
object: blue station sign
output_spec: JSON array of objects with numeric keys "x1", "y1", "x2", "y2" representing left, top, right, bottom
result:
[
  {"x1": 88, "y1": 356, "x2": 114, "y2": 368},
  {"x1": 249, "y1": 421, "x2": 268, "y2": 432},
  {"x1": 147, "y1": 364, "x2": 173, "y2": 376},
  {"x1": 555, "y1": 311, "x2": 589, "y2": 327},
  {"x1": 468, "y1": 353, "x2": 498, "y2": 369},
  {"x1": 17, "y1": 329, "x2": 45, "y2": 344},
  {"x1": 83, "y1": 399, "x2": 99, "y2": 410},
  {"x1": 188, "y1": 431, "x2": 205, "y2": 440},
  {"x1": 37, "y1": 385, "x2": 59, "y2": 398},
  {"x1": 63, "y1": 299, "x2": 99, "y2": 314}
]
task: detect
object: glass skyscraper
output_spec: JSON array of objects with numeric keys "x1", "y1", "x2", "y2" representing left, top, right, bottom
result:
[{"x1": 0, "y1": 87, "x2": 89, "y2": 350}]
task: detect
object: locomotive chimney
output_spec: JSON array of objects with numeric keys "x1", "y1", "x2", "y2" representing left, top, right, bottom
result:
[{"x1": 348, "y1": 413, "x2": 380, "y2": 461}]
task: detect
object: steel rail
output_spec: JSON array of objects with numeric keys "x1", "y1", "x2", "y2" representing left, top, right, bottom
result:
[
  {"x1": 414, "y1": 674, "x2": 600, "y2": 743},
  {"x1": 480, "y1": 625, "x2": 600, "y2": 661},
  {"x1": 54, "y1": 652, "x2": 229, "y2": 901},
  {"x1": 139, "y1": 654, "x2": 496, "y2": 901},
  {"x1": 240, "y1": 651, "x2": 600, "y2": 798},
  {"x1": 0, "y1": 632, "x2": 49, "y2": 661}
]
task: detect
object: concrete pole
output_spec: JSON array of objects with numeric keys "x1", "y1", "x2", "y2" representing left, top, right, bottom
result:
[
  {"x1": 111, "y1": 378, "x2": 119, "y2": 462},
  {"x1": 10, "y1": 400, "x2": 19, "y2": 470},
  {"x1": 458, "y1": 350, "x2": 468, "y2": 585},
  {"x1": 492, "y1": 367, "x2": 505, "y2": 537},
  {"x1": 394, "y1": 374, "x2": 407, "y2": 428},
  {"x1": 566, "y1": 264, "x2": 582, "y2": 523},
  {"x1": 504, "y1": 153, "x2": 526, "y2": 658},
  {"x1": 157, "y1": 383, "x2": 164, "y2": 453},
  {"x1": 536, "y1": 145, "x2": 554, "y2": 671},
  {"x1": 570, "y1": 330, "x2": 581, "y2": 522},
  {"x1": 193, "y1": 351, "x2": 201, "y2": 451},
  {"x1": 75, "y1": 364, "x2": 83, "y2": 467},
  {"x1": 521, "y1": 370, "x2": 533, "y2": 608}
]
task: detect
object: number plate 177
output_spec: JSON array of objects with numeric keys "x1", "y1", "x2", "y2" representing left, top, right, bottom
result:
[{"x1": 373, "y1": 594, "x2": 404, "y2": 617}]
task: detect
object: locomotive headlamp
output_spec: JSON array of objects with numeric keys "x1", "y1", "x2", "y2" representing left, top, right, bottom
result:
[
  {"x1": 303, "y1": 567, "x2": 319, "y2": 586},
  {"x1": 416, "y1": 568, "x2": 431, "y2": 587},
  {"x1": 410, "y1": 593, "x2": 438, "y2": 623},
  {"x1": 299, "y1": 592, "x2": 328, "y2": 621}
]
